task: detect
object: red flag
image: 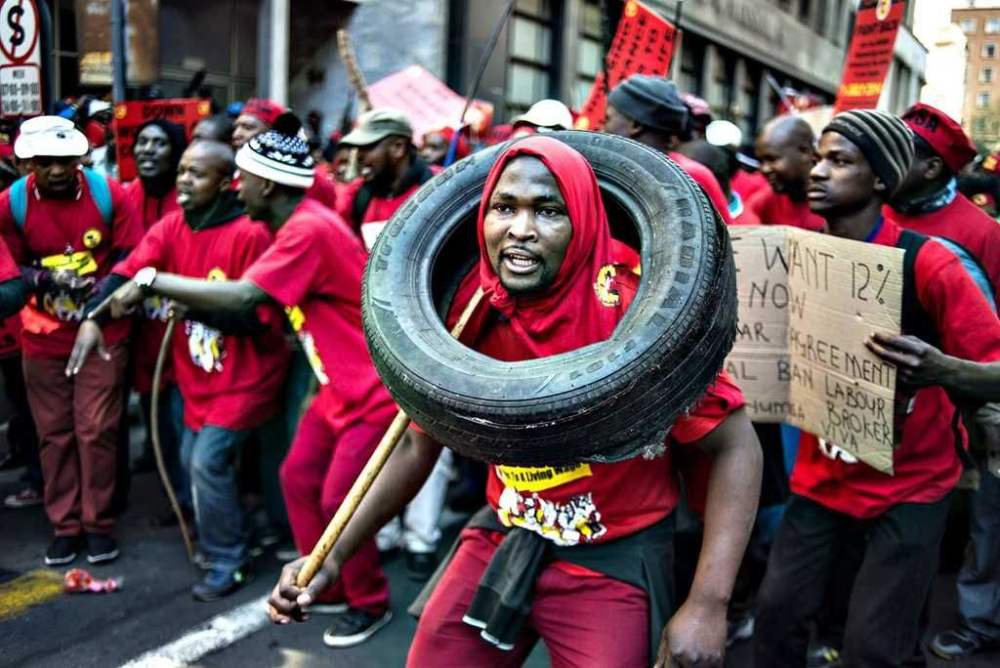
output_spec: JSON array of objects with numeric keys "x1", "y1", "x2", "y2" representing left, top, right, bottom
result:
[
  {"x1": 834, "y1": 0, "x2": 906, "y2": 113},
  {"x1": 575, "y1": 1, "x2": 677, "y2": 131}
]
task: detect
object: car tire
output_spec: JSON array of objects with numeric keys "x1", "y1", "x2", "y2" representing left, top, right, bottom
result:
[{"x1": 363, "y1": 130, "x2": 736, "y2": 465}]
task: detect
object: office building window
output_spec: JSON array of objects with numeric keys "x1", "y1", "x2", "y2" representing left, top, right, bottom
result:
[
  {"x1": 981, "y1": 67, "x2": 994, "y2": 84},
  {"x1": 575, "y1": 0, "x2": 602, "y2": 108},
  {"x1": 978, "y1": 91, "x2": 992, "y2": 108},
  {"x1": 506, "y1": 0, "x2": 559, "y2": 117},
  {"x1": 985, "y1": 43, "x2": 997, "y2": 59},
  {"x1": 961, "y1": 18, "x2": 978, "y2": 34},
  {"x1": 987, "y1": 17, "x2": 1000, "y2": 34}
]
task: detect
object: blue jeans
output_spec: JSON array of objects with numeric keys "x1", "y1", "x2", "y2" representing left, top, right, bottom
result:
[
  {"x1": 181, "y1": 425, "x2": 250, "y2": 574},
  {"x1": 957, "y1": 458, "x2": 1000, "y2": 640}
]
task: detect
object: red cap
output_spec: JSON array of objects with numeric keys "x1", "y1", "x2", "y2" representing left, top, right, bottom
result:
[
  {"x1": 901, "y1": 103, "x2": 977, "y2": 174},
  {"x1": 241, "y1": 98, "x2": 287, "y2": 128}
]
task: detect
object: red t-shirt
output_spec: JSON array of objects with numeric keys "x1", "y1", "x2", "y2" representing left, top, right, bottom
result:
[
  {"x1": 0, "y1": 172, "x2": 141, "y2": 359},
  {"x1": 731, "y1": 169, "x2": 769, "y2": 202},
  {"x1": 884, "y1": 193, "x2": 1000, "y2": 302},
  {"x1": 669, "y1": 151, "x2": 735, "y2": 226},
  {"x1": 791, "y1": 219, "x2": 1000, "y2": 518},
  {"x1": 244, "y1": 199, "x2": 397, "y2": 432},
  {"x1": 746, "y1": 186, "x2": 825, "y2": 232},
  {"x1": 465, "y1": 277, "x2": 746, "y2": 545},
  {"x1": 305, "y1": 172, "x2": 339, "y2": 211},
  {"x1": 115, "y1": 211, "x2": 288, "y2": 432},
  {"x1": 0, "y1": 236, "x2": 22, "y2": 358},
  {"x1": 124, "y1": 179, "x2": 182, "y2": 393}
]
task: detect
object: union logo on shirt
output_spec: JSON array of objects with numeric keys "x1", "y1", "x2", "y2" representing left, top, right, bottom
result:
[
  {"x1": 594, "y1": 264, "x2": 621, "y2": 307},
  {"x1": 186, "y1": 320, "x2": 225, "y2": 373},
  {"x1": 285, "y1": 305, "x2": 329, "y2": 385}
]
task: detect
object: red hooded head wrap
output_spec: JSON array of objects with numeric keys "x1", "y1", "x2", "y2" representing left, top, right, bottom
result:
[{"x1": 452, "y1": 135, "x2": 634, "y2": 360}]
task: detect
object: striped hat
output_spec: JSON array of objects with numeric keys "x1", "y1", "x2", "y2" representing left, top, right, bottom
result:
[
  {"x1": 823, "y1": 109, "x2": 914, "y2": 195},
  {"x1": 235, "y1": 112, "x2": 315, "y2": 189}
]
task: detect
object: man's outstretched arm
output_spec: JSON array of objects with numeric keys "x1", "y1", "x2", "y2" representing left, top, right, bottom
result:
[
  {"x1": 90, "y1": 273, "x2": 270, "y2": 322},
  {"x1": 657, "y1": 407, "x2": 762, "y2": 668},
  {"x1": 867, "y1": 332, "x2": 1000, "y2": 400}
]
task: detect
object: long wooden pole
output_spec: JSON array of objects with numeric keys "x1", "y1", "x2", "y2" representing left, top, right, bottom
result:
[{"x1": 296, "y1": 287, "x2": 485, "y2": 587}]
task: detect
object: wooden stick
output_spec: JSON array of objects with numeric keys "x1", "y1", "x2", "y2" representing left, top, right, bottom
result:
[
  {"x1": 150, "y1": 317, "x2": 196, "y2": 561},
  {"x1": 337, "y1": 30, "x2": 372, "y2": 113},
  {"x1": 296, "y1": 287, "x2": 485, "y2": 587}
]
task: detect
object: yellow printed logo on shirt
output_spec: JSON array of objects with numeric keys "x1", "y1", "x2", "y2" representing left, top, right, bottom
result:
[{"x1": 495, "y1": 464, "x2": 593, "y2": 493}]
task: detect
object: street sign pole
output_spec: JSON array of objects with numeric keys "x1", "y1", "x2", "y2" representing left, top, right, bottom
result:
[{"x1": 111, "y1": 0, "x2": 126, "y2": 102}]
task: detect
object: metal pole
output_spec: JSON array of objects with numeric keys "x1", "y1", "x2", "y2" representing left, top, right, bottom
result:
[
  {"x1": 670, "y1": 0, "x2": 685, "y2": 82},
  {"x1": 111, "y1": 0, "x2": 127, "y2": 102},
  {"x1": 269, "y1": 0, "x2": 289, "y2": 105}
]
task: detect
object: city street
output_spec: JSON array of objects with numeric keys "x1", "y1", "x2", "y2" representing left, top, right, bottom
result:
[{"x1": 2, "y1": 442, "x2": 999, "y2": 667}]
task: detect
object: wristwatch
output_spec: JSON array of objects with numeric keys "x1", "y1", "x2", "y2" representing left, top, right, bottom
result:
[{"x1": 134, "y1": 266, "x2": 158, "y2": 294}]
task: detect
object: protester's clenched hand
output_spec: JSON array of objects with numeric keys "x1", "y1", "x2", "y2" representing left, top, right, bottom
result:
[
  {"x1": 267, "y1": 556, "x2": 339, "y2": 624},
  {"x1": 65, "y1": 320, "x2": 110, "y2": 376},
  {"x1": 655, "y1": 598, "x2": 726, "y2": 667},
  {"x1": 865, "y1": 332, "x2": 955, "y2": 388},
  {"x1": 51, "y1": 268, "x2": 95, "y2": 295},
  {"x1": 107, "y1": 280, "x2": 145, "y2": 319}
]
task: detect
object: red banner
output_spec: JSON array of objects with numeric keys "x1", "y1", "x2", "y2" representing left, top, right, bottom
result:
[
  {"x1": 367, "y1": 65, "x2": 494, "y2": 143},
  {"x1": 113, "y1": 98, "x2": 211, "y2": 182},
  {"x1": 575, "y1": 0, "x2": 677, "y2": 131},
  {"x1": 834, "y1": 0, "x2": 906, "y2": 113}
]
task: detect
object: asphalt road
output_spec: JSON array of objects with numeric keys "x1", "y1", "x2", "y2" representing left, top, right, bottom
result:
[{"x1": 2, "y1": 432, "x2": 999, "y2": 667}]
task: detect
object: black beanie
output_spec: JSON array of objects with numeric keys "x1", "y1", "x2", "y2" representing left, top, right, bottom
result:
[
  {"x1": 608, "y1": 74, "x2": 689, "y2": 135},
  {"x1": 823, "y1": 110, "x2": 914, "y2": 195}
]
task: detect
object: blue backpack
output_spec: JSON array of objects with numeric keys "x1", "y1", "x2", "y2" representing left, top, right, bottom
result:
[{"x1": 8, "y1": 168, "x2": 113, "y2": 230}]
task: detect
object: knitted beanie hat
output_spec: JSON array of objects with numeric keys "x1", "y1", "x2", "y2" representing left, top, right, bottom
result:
[
  {"x1": 235, "y1": 112, "x2": 315, "y2": 189},
  {"x1": 823, "y1": 109, "x2": 915, "y2": 194},
  {"x1": 608, "y1": 74, "x2": 689, "y2": 135}
]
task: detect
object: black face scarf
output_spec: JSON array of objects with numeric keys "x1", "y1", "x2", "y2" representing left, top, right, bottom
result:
[{"x1": 136, "y1": 118, "x2": 188, "y2": 195}]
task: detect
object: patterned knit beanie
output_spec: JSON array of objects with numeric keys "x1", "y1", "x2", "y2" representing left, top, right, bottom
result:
[{"x1": 235, "y1": 112, "x2": 315, "y2": 189}]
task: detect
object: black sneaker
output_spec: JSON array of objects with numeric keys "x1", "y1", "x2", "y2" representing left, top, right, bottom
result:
[
  {"x1": 191, "y1": 564, "x2": 252, "y2": 602},
  {"x1": 44, "y1": 535, "x2": 81, "y2": 566},
  {"x1": 85, "y1": 533, "x2": 120, "y2": 564},
  {"x1": 322, "y1": 608, "x2": 392, "y2": 648},
  {"x1": 930, "y1": 627, "x2": 996, "y2": 660},
  {"x1": 726, "y1": 613, "x2": 754, "y2": 647},
  {"x1": 806, "y1": 645, "x2": 842, "y2": 668},
  {"x1": 404, "y1": 550, "x2": 436, "y2": 582}
]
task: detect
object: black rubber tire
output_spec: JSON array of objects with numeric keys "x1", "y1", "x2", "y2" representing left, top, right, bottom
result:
[{"x1": 363, "y1": 130, "x2": 737, "y2": 465}]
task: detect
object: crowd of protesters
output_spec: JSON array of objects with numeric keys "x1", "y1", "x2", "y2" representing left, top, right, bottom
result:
[{"x1": 0, "y1": 73, "x2": 999, "y2": 667}]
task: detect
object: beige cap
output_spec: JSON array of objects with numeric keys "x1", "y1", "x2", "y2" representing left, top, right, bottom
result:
[{"x1": 512, "y1": 99, "x2": 573, "y2": 131}]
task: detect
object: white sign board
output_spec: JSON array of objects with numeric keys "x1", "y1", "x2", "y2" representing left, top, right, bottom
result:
[{"x1": 0, "y1": 0, "x2": 42, "y2": 118}]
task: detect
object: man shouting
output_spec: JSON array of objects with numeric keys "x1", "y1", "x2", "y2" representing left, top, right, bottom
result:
[{"x1": 268, "y1": 135, "x2": 763, "y2": 667}]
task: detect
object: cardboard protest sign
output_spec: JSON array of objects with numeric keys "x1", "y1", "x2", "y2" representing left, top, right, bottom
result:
[
  {"x1": 834, "y1": 0, "x2": 906, "y2": 113},
  {"x1": 727, "y1": 227, "x2": 904, "y2": 473},
  {"x1": 113, "y1": 98, "x2": 211, "y2": 182},
  {"x1": 367, "y1": 65, "x2": 493, "y2": 143},
  {"x1": 726, "y1": 227, "x2": 794, "y2": 421},
  {"x1": 574, "y1": 0, "x2": 677, "y2": 131}
]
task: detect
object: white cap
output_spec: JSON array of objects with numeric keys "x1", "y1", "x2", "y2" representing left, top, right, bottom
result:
[
  {"x1": 14, "y1": 116, "x2": 89, "y2": 159},
  {"x1": 513, "y1": 99, "x2": 573, "y2": 131},
  {"x1": 87, "y1": 99, "x2": 112, "y2": 117},
  {"x1": 705, "y1": 120, "x2": 742, "y2": 148}
]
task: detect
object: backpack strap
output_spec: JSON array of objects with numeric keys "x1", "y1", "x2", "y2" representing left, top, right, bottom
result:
[
  {"x1": 932, "y1": 236, "x2": 996, "y2": 311},
  {"x1": 81, "y1": 168, "x2": 113, "y2": 227},
  {"x1": 8, "y1": 176, "x2": 28, "y2": 230},
  {"x1": 896, "y1": 230, "x2": 938, "y2": 347}
]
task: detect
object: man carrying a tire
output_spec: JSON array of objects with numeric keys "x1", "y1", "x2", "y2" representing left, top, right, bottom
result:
[
  {"x1": 602, "y1": 74, "x2": 735, "y2": 226},
  {"x1": 753, "y1": 110, "x2": 1000, "y2": 667},
  {"x1": 268, "y1": 135, "x2": 763, "y2": 667}
]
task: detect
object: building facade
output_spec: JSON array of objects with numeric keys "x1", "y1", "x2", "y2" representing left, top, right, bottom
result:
[{"x1": 953, "y1": 4, "x2": 1000, "y2": 147}]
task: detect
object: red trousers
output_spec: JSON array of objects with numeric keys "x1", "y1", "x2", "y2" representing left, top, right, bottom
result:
[
  {"x1": 23, "y1": 344, "x2": 128, "y2": 536},
  {"x1": 409, "y1": 528, "x2": 650, "y2": 667},
  {"x1": 280, "y1": 402, "x2": 390, "y2": 614}
]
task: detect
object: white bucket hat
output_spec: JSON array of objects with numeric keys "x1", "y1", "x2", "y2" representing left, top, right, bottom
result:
[
  {"x1": 14, "y1": 115, "x2": 89, "y2": 160},
  {"x1": 513, "y1": 99, "x2": 574, "y2": 131}
]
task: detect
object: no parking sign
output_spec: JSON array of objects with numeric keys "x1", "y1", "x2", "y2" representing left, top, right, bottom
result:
[{"x1": 0, "y1": 0, "x2": 42, "y2": 118}]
